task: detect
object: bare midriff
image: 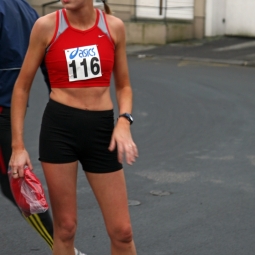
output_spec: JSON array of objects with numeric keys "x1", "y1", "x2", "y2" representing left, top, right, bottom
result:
[{"x1": 50, "y1": 87, "x2": 113, "y2": 111}]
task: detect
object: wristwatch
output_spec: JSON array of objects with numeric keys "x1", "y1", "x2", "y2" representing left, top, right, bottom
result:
[{"x1": 118, "y1": 113, "x2": 133, "y2": 125}]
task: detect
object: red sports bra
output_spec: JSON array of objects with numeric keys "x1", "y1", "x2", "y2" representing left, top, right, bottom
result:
[{"x1": 45, "y1": 9, "x2": 115, "y2": 88}]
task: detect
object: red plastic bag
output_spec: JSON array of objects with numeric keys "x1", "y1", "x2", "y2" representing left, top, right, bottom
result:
[{"x1": 9, "y1": 166, "x2": 49, "y2": 217}]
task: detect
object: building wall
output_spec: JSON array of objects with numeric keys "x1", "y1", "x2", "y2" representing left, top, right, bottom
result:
[
  {"x1": 27, "y1": 0, "x2": 206, "y2": 44},
  {"x1": 225, "y1": 0, "x2": 255, "y2": 37},
  {"x1": 205, "y1": 0, "x2": 226, "y2": 37},
  {"x1": 193, "y1": 0, "x2": 205, "y2": 39},
  {"x1": 108, "y1": 0, "x2": 135, "y2": 20},
  {"x1": 27, "y1": 0, "x2": 58, "y2": 15},
  {"x1": 205, "y1": 0, "x2": 255, "y2": 37}
]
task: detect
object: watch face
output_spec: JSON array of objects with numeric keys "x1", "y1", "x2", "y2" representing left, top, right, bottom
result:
[
  {"x1": 119, "y1": 113, "x2": 133, "y2": 124},
  {"x1": 125, "y1": 113, "x2": 133, "y2": 121}
]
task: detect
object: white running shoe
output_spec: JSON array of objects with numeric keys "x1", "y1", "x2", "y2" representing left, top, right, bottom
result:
[{"x1": 74, "y1": 248, "x2": 87, "y2": 255}]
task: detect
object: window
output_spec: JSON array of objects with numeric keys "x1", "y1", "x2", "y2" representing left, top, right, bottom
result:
[{"x1": 136, "y1": 0, "x2": 194, "y2": 20}]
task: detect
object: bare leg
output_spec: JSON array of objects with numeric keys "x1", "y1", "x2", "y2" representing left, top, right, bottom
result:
[
  {"x1": 86, "y1": 170, "x2": 137, "y2": 255},
  {"x1": 42, "y1": 161, "x2": 78, "y2": 255}
]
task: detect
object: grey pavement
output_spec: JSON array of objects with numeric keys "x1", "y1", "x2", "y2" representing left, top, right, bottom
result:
[
  {"x1": 1, "y1": 38, "x2": 255, "y2": 255},
  {"x1": 126, "y1": 36, "x2": 255, "y2": 67}
]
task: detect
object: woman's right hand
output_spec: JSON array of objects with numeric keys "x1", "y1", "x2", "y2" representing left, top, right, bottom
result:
[{"x1": 9, "y1": 149, "x2": 33, "y2": 179}]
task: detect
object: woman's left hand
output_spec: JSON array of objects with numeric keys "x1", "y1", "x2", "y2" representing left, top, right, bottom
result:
[{"x1": 108, "y1": 118, "x2": 138, "y2": 165}]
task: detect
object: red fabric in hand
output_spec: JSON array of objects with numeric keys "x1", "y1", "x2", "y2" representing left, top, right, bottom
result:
[{"x1": 9, "y1": 166, "x2": 49, "y2": 217}]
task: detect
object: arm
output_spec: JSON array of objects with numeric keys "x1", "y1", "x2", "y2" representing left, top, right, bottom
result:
[
  {"x1": 10, "y1": 16, "x2": 53, "y2": 178},
  {"x1": 107, "y1": 17, "x2": 138, "y2": 165}
]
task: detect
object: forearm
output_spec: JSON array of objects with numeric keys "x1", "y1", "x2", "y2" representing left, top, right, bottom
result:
[
  {"x1": 110, "y1": 84, "x2": 138, "y2": 164},
  {"x1": 11, "y1": 85, "x2": 29, "y2": 150},
  {"x1": 116, "y1": 85, "x2": 133, "y2": 114}
]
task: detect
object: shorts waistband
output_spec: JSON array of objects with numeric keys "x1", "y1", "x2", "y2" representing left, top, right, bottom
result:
[{"x1": 48, "y1": 99, "x2": 114, "y2": 116}]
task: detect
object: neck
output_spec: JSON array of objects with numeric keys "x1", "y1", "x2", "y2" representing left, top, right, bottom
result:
[{"x1": 65, "y1": 4, "x2": 96, "y2": 30}]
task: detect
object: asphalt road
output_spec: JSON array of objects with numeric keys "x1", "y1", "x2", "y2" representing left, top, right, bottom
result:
[{"x1": 1, "y1": 56, "x2": 255, "y2": 255}]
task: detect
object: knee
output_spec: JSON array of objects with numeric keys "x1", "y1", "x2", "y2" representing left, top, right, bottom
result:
[
  {"x1": 55, "y1": 218, "x2": 77, "y2": 243},
  {"x1": 108, "y1": 223, "x2": 133, "y2": 245}
]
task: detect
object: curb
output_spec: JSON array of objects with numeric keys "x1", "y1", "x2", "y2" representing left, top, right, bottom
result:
[
  {"x1": 164, "y1": 56, "x2": 254, "y2": 67},
  {"x1": 127, "y1": 52, "x2": 255, "y2": 68}
]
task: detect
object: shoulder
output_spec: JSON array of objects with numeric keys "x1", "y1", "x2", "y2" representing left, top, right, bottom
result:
[
  {"x1": 33, "y1": 12, "x2": 56, "y2": 31},
  {"x1": 104, "y1": 14, "x2": 126, "y2": 45},
  {"x1": 105, "y1": 14, "x2": 125, "y2": 33},
  {"x1": 31, "y1": 12, "x2": 58, "y2": 46}
]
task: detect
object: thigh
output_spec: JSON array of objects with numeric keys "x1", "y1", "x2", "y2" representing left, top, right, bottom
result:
[
  {"x1": 41, "y1": 162, "x2": 78, "y2": 221},
  {"x1": 39, "y1": 100, "x2": 78, "y2": 164},
  {"x1": 85, "y1": 170, "x2": 131, "y2": 231},
  {"x1": 77, "y1": 109, "x2": 122, "y2": 173}
]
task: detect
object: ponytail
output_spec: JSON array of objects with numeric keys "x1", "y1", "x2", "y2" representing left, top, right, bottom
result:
[{"x1": 102, "y1": 0, "x2": 112, "y2": 14}]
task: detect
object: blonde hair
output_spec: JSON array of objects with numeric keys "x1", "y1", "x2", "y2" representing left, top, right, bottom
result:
[{"x1": 102, "y1": 0, "x2": 112, "y2": 14}]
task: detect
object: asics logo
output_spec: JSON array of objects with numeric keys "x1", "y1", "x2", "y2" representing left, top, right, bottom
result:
[{"x1": 69, "y1": 47, "x2": 96, "y2": 59}]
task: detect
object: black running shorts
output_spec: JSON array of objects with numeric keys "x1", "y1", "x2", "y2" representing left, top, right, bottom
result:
[{"x1": 39, "y1": 99, "x2": 123, "y2": 173}]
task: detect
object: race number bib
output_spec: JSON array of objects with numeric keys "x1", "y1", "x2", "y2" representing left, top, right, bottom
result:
[{"x1": 65, "y1": 45, "x2": 102, "y2": 82}]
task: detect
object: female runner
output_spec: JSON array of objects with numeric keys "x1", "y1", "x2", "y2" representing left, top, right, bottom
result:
[{"x1": 10, "y1": 0, "x2": 138, "y2": 254}]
